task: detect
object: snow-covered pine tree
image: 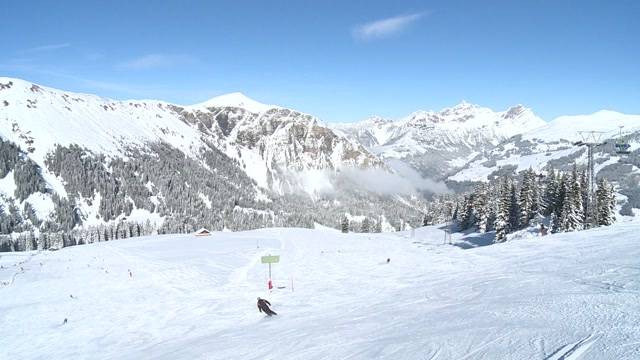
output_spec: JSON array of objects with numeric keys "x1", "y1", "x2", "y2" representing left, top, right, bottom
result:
[
  {"x1": 459, "y1": 194, "x2": 476, "y2": 230},
  {"x1": 542, "y1": 168, "x2": 558, "y2": 216},
  {"x1": 473, "y1": 184, "x2": 490, "y2": 233},
  {"x1": 552, "y1": 173, "x2": 566, "y2": 233},
  {"x1": 361, "y1": 217, "x2": 370, "y2": 233},
  {"x1": 518, "y1": 169, "x2": 533, "y2": 228},
  {"x1": 508, "y1": 182, "x2": 520, "y2": 232},
  {"x1": 452, "y1": 204, "x2": 459, "y2": 223},
  {"x1": 422, "y1": 214, "x2": 430, "y2": 227},
  {"x1": 374, "y1": 217, "x2": 382, "y2": 233},
  {"x1": 560, "y1": 166, "x2": 584, "y2": 232},
  {"x1": 531, "y1": 170, "x2": 541, "y2": 220},
  {"x1": 605, "y1": 179, "x2": 616, "y2": 225},
  {"x1": 596, "y1": 178, "x2": 616, "y2": 226},
  {"x1": 494, "y1": 178, "x2": 511, "y2": 243},
  {"x1": 341, "y1": 216, "x2": 349, "y2": 233},
  {"x1": 579, "y1": 169, "x2": 590, "y2": 226}
]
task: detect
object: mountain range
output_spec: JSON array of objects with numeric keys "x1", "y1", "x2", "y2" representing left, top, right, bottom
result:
[{"x1": 1, "y1": 77, "x2": 639, "y2": 236}]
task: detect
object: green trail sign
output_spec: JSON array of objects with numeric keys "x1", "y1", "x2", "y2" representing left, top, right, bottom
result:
[
  {"x1": 261, "y1": 255, "x2": 280, "y2": 264},
  {"x1": 261, "y1": 254, "x2": 280, "y2": 289}
]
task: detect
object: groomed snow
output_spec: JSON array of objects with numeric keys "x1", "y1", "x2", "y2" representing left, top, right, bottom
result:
[{"x1": 1, "y1": 224, "x2": 639, "y2": 359}]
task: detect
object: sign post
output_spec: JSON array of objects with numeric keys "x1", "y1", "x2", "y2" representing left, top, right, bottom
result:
[{"x1": 261, "y1": 255, "x2": 280, "y2": 290}]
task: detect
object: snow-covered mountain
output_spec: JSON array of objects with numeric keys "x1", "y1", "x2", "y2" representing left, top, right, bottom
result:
[
  {"x1": 2, "y1": 76, "x2": 639, "y2": 237},
  {"x1": 334, "y1": 102, "x2": 546, "y2": 179},
  {"x1": 175, "y1": 95, "x2": 383, "y2": 192},
  {"x1": 0, "y1": 77, "x2": 380, "y2": 192},
  {"x1": 450, "y1": 111, "x2": 640, "y2": 184},
  {"x1": 0, "y1": 77, "x2": 411, "y2": 236}
]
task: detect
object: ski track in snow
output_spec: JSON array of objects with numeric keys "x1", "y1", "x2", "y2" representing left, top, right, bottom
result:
[
  {"x1": 1, "y1": 223, "x2": 640, "y2": 359},
  {"x1": 545, "y1": 334, "x2": 599, "y2": 360}
]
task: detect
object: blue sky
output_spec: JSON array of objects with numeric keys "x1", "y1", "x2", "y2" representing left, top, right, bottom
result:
[{"x1": 2, "y1": 0, "x2": 639, "y2": 122}]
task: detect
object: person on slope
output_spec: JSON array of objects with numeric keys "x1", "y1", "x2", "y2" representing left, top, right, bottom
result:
[{"x1": 257, "y1": 297, "x2": 277, "y2": 316}]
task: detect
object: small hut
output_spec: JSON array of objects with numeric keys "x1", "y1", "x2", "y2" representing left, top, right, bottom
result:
[{"x1": 194, "y1": 228, "x2": 212, "y2": 237}]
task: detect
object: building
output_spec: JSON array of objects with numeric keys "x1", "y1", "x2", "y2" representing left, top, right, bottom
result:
[{"x1": 194, "y1": 228, "x2": 212, "y2": 236}]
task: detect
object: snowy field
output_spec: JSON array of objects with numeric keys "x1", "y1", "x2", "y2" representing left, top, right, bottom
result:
[{"x1": 1, "y1": 224, "x2": 639, "y2": 359}]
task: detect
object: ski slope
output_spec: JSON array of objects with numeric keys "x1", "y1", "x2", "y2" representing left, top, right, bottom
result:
[{"x1": 1, "y1": 224, "x2": 639, "y2": 359}]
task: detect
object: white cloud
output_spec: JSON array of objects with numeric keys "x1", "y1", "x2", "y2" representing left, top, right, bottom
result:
[
  {"x1": 339, "y1": 164, "x2": 450, "y2": 195},
  {"x1": 352, "y1": 12, "x2": 426, "y2": 41},
  {"x1": 286, "y1": 164, "x2": 449, "y2": 197},
  {"x1": 118, "y1": 54, "x2": 198, "y2": 70},
  {"x1": 20, "y1": 43, "x2": 71, "y2": 53}
]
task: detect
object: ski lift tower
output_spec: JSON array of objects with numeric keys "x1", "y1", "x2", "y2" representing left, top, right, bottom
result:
[{"x1": 573, "y1": 131, "x2": 606, "y2": 227}]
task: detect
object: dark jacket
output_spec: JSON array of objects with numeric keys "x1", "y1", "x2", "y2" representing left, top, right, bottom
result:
[{"x1": 257, "y1": 298, "x2": 277, "y2": 315}]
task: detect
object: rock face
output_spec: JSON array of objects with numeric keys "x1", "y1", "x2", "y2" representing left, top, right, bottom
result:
[{"x1": 175, "y1": 102, "x2": 383, "y2": 192}]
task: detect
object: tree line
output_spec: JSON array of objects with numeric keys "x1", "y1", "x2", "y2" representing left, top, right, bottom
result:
[{"x1": 453, "y1": 166, "x2": 616, "y2": 243}]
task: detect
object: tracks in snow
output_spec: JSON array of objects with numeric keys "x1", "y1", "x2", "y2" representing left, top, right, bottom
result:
[{"x1": 545, "y1": 334, "x2": 599, "y2": 360}]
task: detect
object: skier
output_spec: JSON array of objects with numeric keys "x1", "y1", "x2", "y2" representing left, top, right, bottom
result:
[
  {"x1": 386, "y1": 258, "x2": 390, "y2": 264},
  {"x1": 257, "y1": 297, "x2": 277, "y2": 316}
]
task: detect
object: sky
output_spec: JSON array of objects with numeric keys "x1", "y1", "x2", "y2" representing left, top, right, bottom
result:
[{"x1": 1, "y1": 0, "x2": 639, "y2": 122}]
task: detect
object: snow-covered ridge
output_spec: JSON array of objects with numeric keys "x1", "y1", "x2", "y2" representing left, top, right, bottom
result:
[
  {"x1": 449, "y1": 109, "x2": 640, "y2": 183},
  {"x1": 525, "y1": 110, "x2": 640, "y2": 142},
  {"x1": 334, "y1": 102, "x2": 546, "y2": 150},
  {"x1": 193, "y1": 92, "x2": 279, "y2": 113}
]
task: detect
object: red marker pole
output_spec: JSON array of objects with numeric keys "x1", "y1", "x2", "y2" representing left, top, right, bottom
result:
[{"x1": 268, "y1": 262, "x2": 273, "y2": 290}]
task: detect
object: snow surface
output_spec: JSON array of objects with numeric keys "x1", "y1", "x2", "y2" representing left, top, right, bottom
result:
[
  {"x1": 1, "y1": 223, "x2": 639, "y2": 359},
  {"x1": 525, "y1": 111, "x2": 640, "y2": 143}
]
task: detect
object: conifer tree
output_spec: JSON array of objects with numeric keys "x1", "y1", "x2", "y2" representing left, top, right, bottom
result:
[
  {"x1": 518, "y1": 170, "x2": 533, "y2": 228},
  {"x1": 579, "y1": 169, "x2": 590, "y2": 225},
  {"x1": 374, "y1": 217, "x2": 382, "y2": 233},
  {"x1": 341, "y1": 216, "x2": 349, "y2": 233},
  {"x1": 542, "y1": 169, "x2": 558, "y2": 216},
  {"x1": 552, "y1": 173, "x2": 566, "y2": 233},
  {"x1": 459, "y1": 194, "x2": 476, "y2": 230},
  {"x1": 494, "y1": 178, "x2": 511, "y2": 243},
  {"x1": 508, "y1": 182, "x2": 520, "y2": 231},
  {"x1": 596, "y1": 178, "x2": 616, "y2": 226},
  {"x1": 422, "y1": 214, "x2": 430, "y2": 227},
  {"x1": 361, "y1": 217, "x2": 370, "y2": 233},
  {"x1": 473, "y1": 184, "x2": 490, "y2": 233},
  {"x1": 560, "y1": 166, "x2": 584, "y2": 232}
]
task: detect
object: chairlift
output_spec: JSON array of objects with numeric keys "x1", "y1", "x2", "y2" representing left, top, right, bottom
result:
[
  {"x1": 615, "y1": 141, "x2": 631, "y2": 155},
  {"x1": 614, "y1": 126, "x2": 632, "y2": 155}
]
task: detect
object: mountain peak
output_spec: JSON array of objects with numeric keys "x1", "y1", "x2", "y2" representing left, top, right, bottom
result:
[
  {"x1": 195, "y1": 92, "x2": 278, "y2": 113},
  {"x1": 447, "y1": 100, "x2": 479, "y2": 112}
]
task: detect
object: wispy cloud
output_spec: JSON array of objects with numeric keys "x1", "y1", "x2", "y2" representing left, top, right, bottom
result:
[
  {"x1": 20, "y1": 43, "x2": 71, "y2": 53},
  {"x1": 118, "y1": 54, "x2": 198, "y2": 70},
  {"x1": 352, "y1": 12, "x2": 426, "y2": 41}
]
